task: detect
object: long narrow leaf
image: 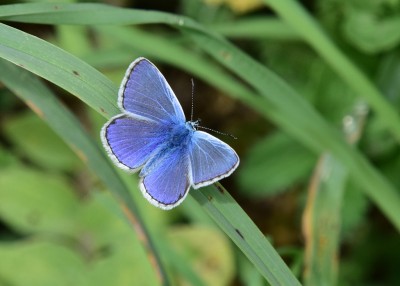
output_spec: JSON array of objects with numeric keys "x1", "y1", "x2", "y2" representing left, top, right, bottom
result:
[
  {"x1": 265, "y1": 0, "x2": 400, "y2": 141},
  {"x1": 186, "y1": 31, "x2": 400, "y2": 231},
  {"x1": 0, "y1": 59, "x2": 170, "y2": 285},
  {"x1": 0, "y1": 23, "x2": 300, "y2": 286},
  {"x1": 193, "y1": 183, "x2": 301, "y2": 286},
  {"x1": 1, "y1": 5, "x2": 400, "y2": 231}
]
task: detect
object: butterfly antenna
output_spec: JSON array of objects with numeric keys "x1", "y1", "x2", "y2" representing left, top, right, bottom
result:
[
  {"x1": 190, "y1": 78, "x2": 237, "y2": 140},
  {"x1": 190, "y1": 78, "x2": 195, "y2": 122},
  {"x1": 197, "y1": 125, "x2": 238, "y2": 140}
]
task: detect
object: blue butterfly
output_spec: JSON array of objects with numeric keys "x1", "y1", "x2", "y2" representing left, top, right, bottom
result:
[{"x1": 101, "y1": 58, "x2": 239, "y2": 210}]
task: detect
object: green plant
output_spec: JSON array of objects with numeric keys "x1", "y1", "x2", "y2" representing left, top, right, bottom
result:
[{"x1": 0, "y1": 1, "x2": 399, "y2": 285}]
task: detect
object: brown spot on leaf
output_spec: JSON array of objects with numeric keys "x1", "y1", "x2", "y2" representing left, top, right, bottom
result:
[
  {"x1": 100, "y1": 107, "x2": 107, "y2": 114},
  {"x1": 235, "y1": 228, "x2": 244, "y2": 240},
  {"x1": 216, "y1": 184, "x2": 224, "y2": 194}
]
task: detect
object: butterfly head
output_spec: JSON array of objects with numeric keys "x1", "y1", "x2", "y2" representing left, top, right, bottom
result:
[{"x1": 187, "y1": 119, "x2": 201, "y2": 131}]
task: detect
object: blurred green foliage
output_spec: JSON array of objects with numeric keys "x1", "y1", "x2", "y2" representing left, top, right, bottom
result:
[{"x1": 0, "y1": 0, "x2": 399, "y2": 285}]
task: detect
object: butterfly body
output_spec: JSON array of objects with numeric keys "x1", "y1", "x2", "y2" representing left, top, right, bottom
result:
[
  {"x1": 140, "y1": 121, "x2": 193, "y2": 177},
  {"x1": 101, "y1": 58, "x2": 239, "y2": 210}
]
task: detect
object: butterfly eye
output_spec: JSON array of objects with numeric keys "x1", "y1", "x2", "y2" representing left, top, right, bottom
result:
[{"x1": 191, "y1": 120, "x2": 201, "y2": 129}]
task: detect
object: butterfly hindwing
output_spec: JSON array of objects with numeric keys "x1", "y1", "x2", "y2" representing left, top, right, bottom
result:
[
  {"x1": 189, "y1": 131, "x2": 239, "y2": 188},
  {"x1": 140, "y1": 147, "x2": 191, "y2": 210},
  {"x1": 101, "y1": 57, "x2": 240, "y2": 210},
  {"x1": 118, "y1": 57, "x2": 185, "y2": 124}
]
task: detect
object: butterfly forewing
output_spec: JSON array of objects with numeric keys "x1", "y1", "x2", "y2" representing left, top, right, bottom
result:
[
  {"x1": 189, "y1": 131, "x2": 239, "y2": 188},
  {"x1": 118, "y1": 57, "x2": 186, "y2": 124},
  {"x1": 101, "y1": 114, "x2": 169, "y2": 172},
  {"x1": 101, "y1": 57, "x2": 239, "y2": 210}
]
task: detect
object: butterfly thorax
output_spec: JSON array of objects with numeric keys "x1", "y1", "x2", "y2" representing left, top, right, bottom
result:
[
  {"x1": 139, "y1": 122, "x2": 194, "y2": 177},
  {"x1": 168, "y1": 122, "x2": 194, "y2": 147}
]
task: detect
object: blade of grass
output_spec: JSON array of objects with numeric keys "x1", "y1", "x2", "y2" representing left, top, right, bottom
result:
[
  {"x1": 2, "y1": 2, "x2": 400, "y2": 145},
  {"x1": 264, "y1": 0, "x2": 400, "y2": 142},
  {"x1": 0, "y1": 59, "x2": 170, "y2": 286},
  {"x1": 302, "y1": 101, "x2": 368, "y2": 286},
  {"x1": 0, "y1": 23, "x2": 118, "y2": 118},
  {"x1": 303, "y1": 154, "x2": 346, "y2": 286},
  {"x1": 0, "y1": 3, "x2": 205, "y2": 31},
  {"x1": 0, "y1": 24, "x2": 301, "y2": 286},
  {"x1": 194, "y1": 182, "x2": 301, "y2": 286},
  {"x1": 91, "y1": 26, "x2": 262, "y2": 107},
  {"x1": 210, "y1": 17, "x2": 300, "y2": 40},
  {"x1": 185, "y1": 31, "x2": 400, "y2": 232},
  {"x1": 0, "y1": 0, "x2": 399, "y2": 278},
  {"x1": 1, "y1": 3, "x2": 400, "y2": 141}
]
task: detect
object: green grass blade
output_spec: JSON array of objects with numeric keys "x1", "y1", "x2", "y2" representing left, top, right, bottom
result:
[
  {"x1": 302, "y1": 101, "x2": 368, "y2": 285},
  {"x1": 1, "y1": 3, "x2": 400, "y2": 143},
  {"x1": 0, "y1": 2, "x2": 204, "y2": 31},
  {"x1": 185, "y1": 31, "x2": 400, "y2": 232},
  {"x1": 0, "y1": 59, "x2": 170, "y2": 285},
  {"x1": 303, "y1": 154, "x2": 346, "y2": 286},
  {"x1": 0, "y1": 22, "x2": 300, "y2": 286},
  {"x1": 0, "y1": 22, "x2": 118, "y2": 117},
  {"x1": 184, "y1": 30, "x2": 400, "y2": 230},
  {"x1": 211, "y1": 17, "x2": 299, "y2": 40},
  {"x1": 1, "y1": 0, "x2": 399, "y2": 281},
  {"x1": 193, "y1": 182, "x2": 302, "y2": 286},
  {"x1": 265, "y1": 0, "x2": 400, "y2": 142},
  {"x1": 92, "y1": 26, "x2": 265, "y2": 109}
]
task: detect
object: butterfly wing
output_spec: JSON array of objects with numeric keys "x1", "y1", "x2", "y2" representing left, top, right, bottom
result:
[
  {"x1": 102, "y1": 57, "x2": 238, "y2": 210},
  {"x1": 140, "y1": 147, "x2": 191, "y2": 210},
  {"x1": 189, "y1": 131, "x2": 239, "y2": 188},
  {"x1": 101, "y1": 114, "x2": 169, "y2": 172},
  {"x1": 118, "y1": 57, "x2": 186, "y2": 124}
]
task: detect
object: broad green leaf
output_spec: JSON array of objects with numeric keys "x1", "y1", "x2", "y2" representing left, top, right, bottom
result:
[
  {"x1": 0, "y1": 60, "x2": 170, "y2": 285},
  {"x1": 191, "y1": 183, "x2": 300, "y2": 286},
  {"x1": 343, "y1": 11, "x2": 400, "y2": 54},
  {"x1": 0, "y1": 235, "x2": 159, "y2": 286},
  {"x1": 0, "y1": 56, "x2": 298, "y2": 284},
  {"x1": 0, "y1": 167, "x2": 80, "y2": 235},
  {"x1": 0, "y1": 240, "x2": 87, "y2": 286},
  {"x1": 0, "y1": 15, "x2": 302, "y2": 286},
  {"x1": 167, "y1": 225, "x2": 234, "y2": 285},
  {"x1": 187, "y1": 28, "x2": 400, "y2": 232},
  {"x1": 4, "y1": 112, "x2": 81, "y2": 172},
  {"x1": 238, "y1": 132, "x2": 316, "y2": 196},
  {"x1": 88, "y1": 230, "x2": 159, "y2": 286},
  {"x1": 265, "y1": 0, "x2": 400, "y2": 142},
  {"x1": 0, "y1": 2, "x2": 398, "y2": 284},
  {"x1": 0, "y1": 145, "x2": 19, "y2": 168}
]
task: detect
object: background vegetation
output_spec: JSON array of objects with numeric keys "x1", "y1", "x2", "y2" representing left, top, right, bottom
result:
[{"x1": 0, "y1": 0, "x2": 399, "y2": 285}]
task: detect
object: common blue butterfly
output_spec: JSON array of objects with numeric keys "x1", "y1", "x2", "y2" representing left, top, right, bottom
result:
[{"x1": 101, "y1": 58, "x2": 239, "y2": 210}]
